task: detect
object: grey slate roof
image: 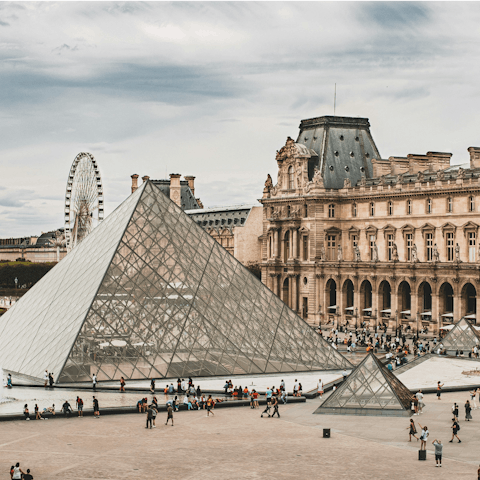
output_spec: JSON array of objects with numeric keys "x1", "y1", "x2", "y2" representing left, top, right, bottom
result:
[
  {"x1": 185, "y1": 205, "x2": 255, "y2": 231},
  {"x1": 150, "y1": 180, "x2": 200, "y2": 210},
  {"x1": 296, "y1": 116, "x2": 381, "y2": 189}
]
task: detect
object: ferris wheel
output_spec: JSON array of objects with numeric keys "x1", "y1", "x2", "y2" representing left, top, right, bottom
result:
[{"x1": 64, "y1": 153, "x2": 104, "y2": 252}]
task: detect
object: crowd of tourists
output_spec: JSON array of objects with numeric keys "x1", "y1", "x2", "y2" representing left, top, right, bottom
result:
[
  {"x1": 21, "y1": 396, "x2": 99, "y2": 420},
  {"x1": 405, "y1": 387, "x2": 479, "y2": 467}
]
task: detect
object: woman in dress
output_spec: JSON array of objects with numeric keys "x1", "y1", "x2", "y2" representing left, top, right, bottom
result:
[
  {"x1": 317, "y1": 379, "x2": 324, "y2": 398},
  {"x1": 465, "y1": 399, "x2": 473, "y2": 421}
]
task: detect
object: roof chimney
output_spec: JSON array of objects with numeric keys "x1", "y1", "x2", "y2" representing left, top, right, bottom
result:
[
  {"x1": 131, "y1": 174, "x2": 139, "y2": 194},
  {"x1": 169, "y1": 173, "x2": 182, "y2": 206},
  {"x1": 468, "y1": 147, "x2": 480, "y2": 169},
  {"x1": 184, "y1": 176, "x2": 195, "y2": 196},
  {"x1": 142, "y1": 175, "x2": 150, "y2": 183}
]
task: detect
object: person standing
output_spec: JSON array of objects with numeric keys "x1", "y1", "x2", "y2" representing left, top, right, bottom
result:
[
  {"x1": 11, "y1": 463, "x2": 25, "y2": 480},
  {"x1": 35, "y1": 404, "x2": 43, "y2": 420},
  {"x1": 177, "y1": 378, "x2": 182, "y2": 393},
  {"x1": 432, "y1": 439, "x2": 443, "y2": 467},
  {"x1": 436, "y1": 381, "x2": 444, "y2": 400},
  {"x1": 407, "y1": 419, "x2": 418, "y2": 441},
  {"x1": 415, "y1": 390, "x2": 424, "y2": 414},
  {"x1": 76, "y1": 396, "x2": 84, "y2": 417},
  {"x1": 145, "y1": 404, "x2": 153, "y2": 429},
  {"x1": 43, "y1": 370, "x2": 48, "y2": 388},
  {"x1": 119, "y1": 377, "x2": 125, "y2": 392},
  {"x1": 93, "y1": 396, "x2": 100, "y2": 418},
  {"x1": 48, "y1": 373, "x2": 54, "y2": 388},
  {"x1": 165, "y1": 402, "x2": 174, "y2": 426},
  {"x1": 418, "y1": 423, "x2": 428, "y2": 450},
  {"x1": 92, "y1": 373, "x2": 97, "y2": 391},
  {"x1": 181, "y1": 378, "x2": 186, "y2": 393},
  {"x1": 280, "y1": 379, "x2": 285, "y2": 391},
  {"x1": 465, "y1": 400, "x2": 472, "y2": 421},
  {"x1": 470, "y1": 388, "x2": 478, "y2": 409},
  {"x1": 317, "y1": 379, "x2": 324, "y2": 398},
  {"x1": 449, "y1": 417, "x2": 461, "y2": 442},
  {"x1": 150, "y1": 378, "x2": 155, "y2": 394}
]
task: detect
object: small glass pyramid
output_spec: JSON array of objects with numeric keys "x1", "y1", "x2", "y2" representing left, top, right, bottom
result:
[
  {"x1": 440, "y1": 317, "x2": 480, "y2": 353},
  {"x1": 315, "y1": 352, "x2": 413, "y2": 417},
  {"x1": 0, "y1": 181, "x2": 350, "y2": 383}
]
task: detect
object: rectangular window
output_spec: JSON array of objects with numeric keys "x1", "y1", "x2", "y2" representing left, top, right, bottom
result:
[
  {"x1": 446, "y1": 232, "x2": 454, "y2": 261},
  {"x1": 406, "y1": 233, "x2": 413, "y2": 261},
  {"x1": 302, "y1": 297, "x2": 308, "y2": 318},
  {"x1": 426, "y1": 233, "x2": 433, "y2": 261},
  {"x1": 369, "y1": 235, "x2": 375, "y2": 261},
  {"x1": 327, "y1": 235, "x2": 336, "y2": 261},
  {"x1": 303, "y1": 236, "x2": 308, "y2": 261},
  {"x1": 469, "y1": 232, "x2": 476, "y2": 262},
  {"x1": 387, "y1": 234, "x2": 394, "y2": 261}
]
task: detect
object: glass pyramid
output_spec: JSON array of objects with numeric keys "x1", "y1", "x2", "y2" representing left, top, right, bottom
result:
[
  {"x1": 315, "y1": 352, "x2": 413, "y2": 417},
  {"x1": 0, "y1": 181, "x2": 350, "y2": 383},
  {"x1": 441, "y1": 317, "x2": 480, "y2": 353}
]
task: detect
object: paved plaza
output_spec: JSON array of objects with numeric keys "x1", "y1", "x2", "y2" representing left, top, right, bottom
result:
[{"x1": 0, "y1": 391, "x2": 478, "y2": 479}]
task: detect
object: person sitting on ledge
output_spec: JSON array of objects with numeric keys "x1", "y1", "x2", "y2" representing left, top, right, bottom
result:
[
  {"x1": 62, "y1": 400, "x2": 72, "y2": 417},
  {"x1": 43, "y1": 404, "x2": 55, "y2": 415}
]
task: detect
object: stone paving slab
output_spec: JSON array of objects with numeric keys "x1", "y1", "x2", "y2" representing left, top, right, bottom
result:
[{"x1": 0, "y1": 391, "x2": 477, "y2": 479}]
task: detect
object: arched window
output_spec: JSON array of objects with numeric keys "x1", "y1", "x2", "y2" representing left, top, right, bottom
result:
[
  {"x1": 288, "y1": 166, "x2": 295, "y2": 190},
  {"x1": 328, "y1": 204, "x2": 335, "y2": 218},
  {"x1": 388, "y1": 201, "x2": 393, "y2": 216},
  {"x1": 352, "y1": 203, "x2": 357, "y2": 217},
  {"x1": 426, "y1": 198, "x2": 432, "y2": 214},
  {"x1": 469, "y1": 196, "x2": 475, "y2": 212},
  {"x1": 407, "y1": 199, "x2": 412, "y2": 215},
  {"x1": 370, "y1": 202, "x2": 375, "y2": 216},
  {"x1": 447, "y1": 197, "x2": 453, "y2": 213}
]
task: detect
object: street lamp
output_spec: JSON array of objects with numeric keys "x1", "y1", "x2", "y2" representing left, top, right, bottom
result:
[{"x1": 14, "y1": 277, "x2": 18, "y2": 289}]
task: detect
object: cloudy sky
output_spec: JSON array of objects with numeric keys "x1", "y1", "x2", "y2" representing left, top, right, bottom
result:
[{"x1": 1, "y1": 1, "x2": 480, "y2": 237}]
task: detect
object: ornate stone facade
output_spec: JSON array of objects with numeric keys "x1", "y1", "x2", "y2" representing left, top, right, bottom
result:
[{"x1": 261, "y1": 115, "x2": 480, "y2": 334}]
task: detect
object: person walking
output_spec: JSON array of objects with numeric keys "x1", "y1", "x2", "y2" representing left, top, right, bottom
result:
[
  {"x1": 271, "y1": 395, "x2": 280, "y2": 418},
  {"x1": 432, "y1": 439, "x2": 443, "y2": 467},
  {"x1": 465, "y1": 400, "x2": 472, "y2": 421},
  {"x1": 407, "y1": 419, "x2": 418, "y2": 441},
  {"x1": 452, "y1": 403, "x2": 459, "y2": 421},
  {"x1": 449, "y1": 418, "x2": 461, "y2": 443},
  {"x1": 119, "y1": 377, "x2": 126, "y2": 392},
  {"x1": 206, "y1": 395, "x2": 215, "y2": 416},
  {"x1": 76, "y1": 396, "x2": 84, "y2": 417},
  {"x1": 92, "y1": 373, "x2": 97, "y2": 391},
  {"x1": 24, "y1": 404, "x2": 30, "y2": 420},
  {"x1": 418, "y1": 423, "x2": 429, "y2": 450},
  {"x1": 146, "y1": 404, "x2": 154, "y2": 429},
  {"x1": 436, "y1": 381, "x2": 444, "y2": 400},
  {"x1": 165, "y1": 402, "x2": 174, "y2": 426},
  {"x1": 317, "y1": 379, "x2": 324, "y2": 398},
  {"x1": 150, "y1": 378, "x2": 155, "y2": 394},
  {"x1": 93, "y1": 396, "x2": 100, "y2": 418}
]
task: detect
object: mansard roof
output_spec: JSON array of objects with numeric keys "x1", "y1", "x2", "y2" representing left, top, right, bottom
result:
[{"x1": 296, "y1": 116, "x2": 381, "y2": 190}]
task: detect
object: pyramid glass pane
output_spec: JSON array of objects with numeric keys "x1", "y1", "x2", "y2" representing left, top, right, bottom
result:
[
  {"x1": 0, "y1": 181, "x2": 350, "y2": 383},
  {"x1": 315, "y1": 353, "x2": 413, "y2": 417},
  {"x1": 441, "y1": 317, "x2": 480, "y2": 353}
]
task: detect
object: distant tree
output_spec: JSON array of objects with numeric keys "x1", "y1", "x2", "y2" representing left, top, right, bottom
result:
[{"x1": 0, "y1": 262, "x2": 56, "y2": 289}]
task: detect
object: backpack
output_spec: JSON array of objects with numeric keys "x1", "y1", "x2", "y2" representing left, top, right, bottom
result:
[{"x1": 457, "y1": 423, "x2": 460, "y2": 431}]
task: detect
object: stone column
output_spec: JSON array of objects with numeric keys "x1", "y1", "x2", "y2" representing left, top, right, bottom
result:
[
  {"x1": 431, "y1": 293, "x2": 440, "y2": 334},
  {"x1": 274, "y1": 229, "x2": 279, "y2": 258},
  {"x1": 411, "y1": 286, "x2": 418, "y2": 331},
  {"x1": 293, "y1": 228, "x2": 298, "y2": 259},
  {"x1": 292, "y1": 274, "x2": 298, "y2": 312},
  {"x1": 453, "y1": 283, "x2": 461, "y2": 323},
  {"x1": 372, "y1": 286, "x2": 379, "y2": 329},
  {"x1": 288, "y1": 229, "x2": 293, "y2": 260},
  {"x1": 391, "y1": 282, "x2": 398, "y2": 331}
]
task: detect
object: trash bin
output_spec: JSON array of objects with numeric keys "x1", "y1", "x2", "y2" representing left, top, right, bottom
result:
[
  {"x1": 323, "y1": 428, "x2": 330, "y2": 438},
  {"x1": 418, "y1": 450, "x2": 426, "y2": 461}
]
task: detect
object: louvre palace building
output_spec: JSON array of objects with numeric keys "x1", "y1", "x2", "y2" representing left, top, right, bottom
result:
[{"x1": 260, "y1": 115, "x2": 480, "y2": 334}]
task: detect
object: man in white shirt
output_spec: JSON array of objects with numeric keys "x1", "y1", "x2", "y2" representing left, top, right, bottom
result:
[
  {"x1": 92, "y1": 373, "x2": 97, "y2": 391},
  {"x1": 416, "y1": 390, "x2": 424, "y2": 413},
  {"x1": 43, "y1": 370, "x2": 48, "y2": 388},
  {"x1": 181, "y1": 379, "x2": 187, "y2": 392}
]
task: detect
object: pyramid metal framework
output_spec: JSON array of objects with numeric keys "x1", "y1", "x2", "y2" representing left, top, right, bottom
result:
[
  {"x1": 0, "y1": 181, "x2": 350, "y2": 383},
  {"x1": 441, "y1": 317, "x2": 480, "y2": 353},
  {"x1": 315, "y1": 352, "x2": 413, "y2": 417}
]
